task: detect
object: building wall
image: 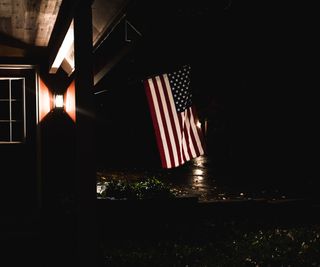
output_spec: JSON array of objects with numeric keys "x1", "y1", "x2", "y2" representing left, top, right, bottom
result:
[{"x1": 0, "y1": 66, "x2": 37, "y2": 212}]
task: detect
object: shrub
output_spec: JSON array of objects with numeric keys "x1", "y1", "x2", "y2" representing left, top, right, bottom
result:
[
  {"x1": 99, "y1": 179, "x2": 131, "y2": 199},
  {"x1": 98, "y1": 177, "x2": 174, "y2": 200},
  {"x1": 130, "y1": 177, "x2": 174, "y2": 200}
]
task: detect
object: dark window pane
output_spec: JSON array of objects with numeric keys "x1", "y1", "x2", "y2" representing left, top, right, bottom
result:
[
  {"x1": 0, "y1": 101, "x2": 9, "y2": 120},
  {"x1": 11, "y1": 100, "x2": 24, "y2": 120},
  {"x1": 11, "y1": 79, "x2": 23, "y2": 99},
  {"x1": 0, "y1": 80, "x2": 9, "y2": 99},
  {"x1": 12, "y1": 121, "x2": 24, "y2": 142},
  {"x1": 0, "y1": 122, "x2": 10, "y2": 142}
]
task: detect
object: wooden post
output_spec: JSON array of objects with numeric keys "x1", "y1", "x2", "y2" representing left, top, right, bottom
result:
[{"x1": 74, "y1": 1, "x2": 97, "y2": 266}]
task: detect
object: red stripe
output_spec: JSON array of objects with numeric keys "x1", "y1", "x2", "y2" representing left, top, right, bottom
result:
[
  {"x1": 152, "y1": 77, "x2": 175, "y2": 168},
  {"x1": 159, "y1": 75, "x2": 182, "y2": 166},
  {"x1": 144, "y1": 80, "x2": 167, "y2": 168},
  {"x1": 188, "y1": 107, "x2": 201, "y2": 156},
  {"x1": 178, "y1": 114, "x2": 187, "y2": 163},
  {"x1": 183, "y1": 110, "x2": 193, "y2": 159},
  {"x1": 191, "y1": 107, "x2": 206, "y2": 153}
]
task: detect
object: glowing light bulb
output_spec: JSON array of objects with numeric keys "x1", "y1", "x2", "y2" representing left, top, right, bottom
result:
[{"x1": 54, "y1": 94, "x2": 64, "y2": 108}]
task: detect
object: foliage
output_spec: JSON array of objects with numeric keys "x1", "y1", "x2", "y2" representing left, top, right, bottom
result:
[
  {"x1": 130, "y1": 177, "x2": 174, "y2": 199},
  {"x1": 97, "y1": 177, "x2": 175, "y2": 200},
  {"x1": 102, "y1": 224, "x2": 320, "y2": 266},
  {"x1": 98, "y1": 179, "x2": 133, "y2": 200}
]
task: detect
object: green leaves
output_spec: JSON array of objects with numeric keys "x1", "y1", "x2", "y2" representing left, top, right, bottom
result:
[
  {"x1": 98, "y1": 177, "x2": 175, "y2": 200},
  {"x1": 131, "y1": 177, "x2": 174, "y2": 200}
]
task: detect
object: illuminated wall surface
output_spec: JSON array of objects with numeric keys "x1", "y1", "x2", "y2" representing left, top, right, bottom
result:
[
  {"x1": 64, "y1": 80, "x2": 76, "y2": 122},
  {"x1": 39, "y1": 78, "x2": 53, "y2": 122}
]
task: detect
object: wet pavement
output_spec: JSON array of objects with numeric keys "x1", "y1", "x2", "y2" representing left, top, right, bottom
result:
[{"x1": 97, "y1": 156, "x2": 316, "y2": 202}]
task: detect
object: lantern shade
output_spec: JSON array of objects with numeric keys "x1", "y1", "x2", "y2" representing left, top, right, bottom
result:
[
  {"x1": 39, "y1": 79, "x2": 53, "y2": 122},
  {"x1": 64, "y1": 80, "x2": 76, "y2": 122}
]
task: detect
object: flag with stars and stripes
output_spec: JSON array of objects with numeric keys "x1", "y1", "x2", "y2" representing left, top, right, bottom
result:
[{"x1": 143, "y1": 65, "x2": 205, "y2": 169}]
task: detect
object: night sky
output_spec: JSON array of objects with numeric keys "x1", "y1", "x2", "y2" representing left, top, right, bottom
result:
[{"x1": 93, "y1": 0, "x2": 317, "y2": 181}]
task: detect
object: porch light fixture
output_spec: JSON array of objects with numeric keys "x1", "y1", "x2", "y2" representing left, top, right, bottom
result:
[{"x1": 54, "y1": 94, "x2": 64, "y2": 108}]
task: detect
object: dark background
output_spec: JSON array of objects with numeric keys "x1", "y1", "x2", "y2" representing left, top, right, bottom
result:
[{"x1": 93, "y1": 0, "x2": 317, "y2": 184}]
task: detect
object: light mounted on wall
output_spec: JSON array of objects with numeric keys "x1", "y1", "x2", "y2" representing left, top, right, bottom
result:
[
  {"x1": 38, "y1": 78, "x2": 76, "y2": 123},
  {"x1": 54, "y1": 94, "x2": 64, "y2": 109}
]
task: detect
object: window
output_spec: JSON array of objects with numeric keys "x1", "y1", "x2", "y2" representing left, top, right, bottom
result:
[{"x1": 0, "y1": 78, "x2": 26, "y2": 143}]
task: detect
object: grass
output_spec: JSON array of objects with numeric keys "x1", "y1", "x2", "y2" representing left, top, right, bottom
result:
[{"x1": 101, "y1": 222, "x2": 320, "y2": 266}]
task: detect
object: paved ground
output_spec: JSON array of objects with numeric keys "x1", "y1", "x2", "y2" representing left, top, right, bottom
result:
[{"x1": 97, "y1": 155, "x2": 316, "y2": 202}]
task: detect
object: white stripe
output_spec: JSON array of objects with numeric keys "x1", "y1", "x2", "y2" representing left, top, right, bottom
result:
[
  {"x1": 184, "y1": 110, "x2": 197, "y2": 158},
  {"x1": 156, "y1": 76, "x2": 179, "y2": 167},
  {"x1": 180, "y1": 112, "x2": 190, "y2": 161},
  {"x1": 148, "y1": 78, "x2": 171, "y2": 168},
  {"x1": 163, "y1": 74, "x2": 184, "y2": 166},
  {"x1": 189, "y1": 107, "x2": 204, "y2": 155}
]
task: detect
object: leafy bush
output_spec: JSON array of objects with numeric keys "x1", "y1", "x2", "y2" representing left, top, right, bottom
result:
[
  {"x1": 130, "y1": 177, "x2": 174, "y2": 199},
  {"x1": 98, "y1": 177, "x2": 174, "y2": 200},
  {"x1": 99, "y1": 179, "x2": 132, "y2": 199}
]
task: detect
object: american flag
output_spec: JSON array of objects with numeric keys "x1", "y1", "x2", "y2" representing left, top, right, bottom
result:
[{"x1": 144, "y1": 65, "x2": 205, "y2": 169}]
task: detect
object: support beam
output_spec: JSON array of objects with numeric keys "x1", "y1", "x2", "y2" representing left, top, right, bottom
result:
[
  {"x1": 74, "y1": 1, "x2": 97, "y2": 266},
  {"x1": 47, "y1": 0, "x2": 76, "y2": 71}
]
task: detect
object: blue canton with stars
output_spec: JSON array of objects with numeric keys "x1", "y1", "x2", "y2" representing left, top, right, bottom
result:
[{"x1": 168, "y1": 65, "x2": 193, "y2": 113}]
